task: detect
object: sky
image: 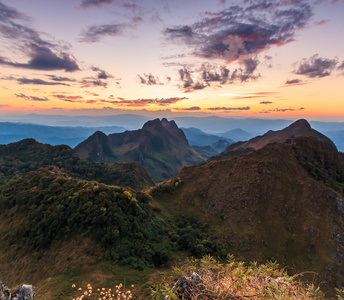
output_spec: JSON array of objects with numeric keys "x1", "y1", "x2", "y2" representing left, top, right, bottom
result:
[{"x1": 0, "y1": 0, "x2": 343, "y2": 121}]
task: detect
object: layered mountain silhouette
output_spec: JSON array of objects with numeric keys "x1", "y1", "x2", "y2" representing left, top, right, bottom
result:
[
  {"x1": 152, "y1": 120, "x2": 344, "y2": 291},
  {"x1": 210, "y1": 119, "x2": 335, "y2": 161},
  {"x1": 75, "y1": 118, "x2": 204, "y2": 182}
]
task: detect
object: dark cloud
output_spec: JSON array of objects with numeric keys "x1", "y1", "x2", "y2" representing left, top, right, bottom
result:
[
  {"x1": 0, "y1": 43, "x2": 79, "y2": 72},
  {"x1": 294, "y1": 54, "x2": 338, "y2": 78},
  {"x1": 208, "y1": 106, "x2": 250, "y2": 111},
  {"x1": 283, "y1": 78, "x2": 308, "y2": 86},
  {"x1": 17, "y1": 77, "x2": 70, "y2": 86},
  {"x1": 177, "y1": 60, "x2": 259, "y2": 92},
  {"x1": 92, "y1": 67, "x2": 113, "y2": 79},
  {"x1": 138, "y1": 73, "x2": 163, "y2": 85},
  {"x1": 164, "y1": 1, "x2": 313, "y2": 63},
  {"x1": 80, "y1": 23, "x2": 131, "y2": 43},
  {"x1": 0, "y1": 2, "x2": 79, "y2": 72},
  {"x1": 15, "y1": 93, "x2": 48, "y2": 101},
  {"x1": 79, "y1": 0, "x2": 115, "y2": 8},
  {"x1": 260, "y1": 101, "x2": 273, "y2": 104}
]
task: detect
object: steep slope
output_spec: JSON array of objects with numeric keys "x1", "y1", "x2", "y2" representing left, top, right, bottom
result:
[
  {"x1": 210, "y1": 119, "x2": 335, "y2": 161},
  {"x1": 75, "y1": 118, "x2": 204, "y2": 182},
  {"x1": 0, "y1": 139, "x2": 154, "y2": 190},
  {"x1": 152, "y1": 136, "x2": 344, "y2": 291}
]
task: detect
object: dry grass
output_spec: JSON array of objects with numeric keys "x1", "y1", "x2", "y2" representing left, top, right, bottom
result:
[{"x1": 151, "y1": 255, "x2": 344, "y2": 300}]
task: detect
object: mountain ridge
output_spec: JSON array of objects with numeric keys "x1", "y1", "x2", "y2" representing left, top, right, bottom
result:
[{"x1": 75, "y1": 118, "x2": 204, "y2": 182}]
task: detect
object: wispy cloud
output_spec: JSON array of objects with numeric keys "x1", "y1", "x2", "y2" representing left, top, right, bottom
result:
[
  {"x1": 15, "y1": 93, "x2": 49, "y2": 101},
  {"x1": 260, "y1": 101, "x2": 273, "y2": 104},
  {"x1": 79, "y1": 0, "x2": 115, "y2": 8},
  {"x1": 208, "y1": 106, "x2": 250, "y2": 111},
  {"x1": 80, "y1": 23, "x2": 132, "y2": 43},
  {"x1": 101, "y1": 96, "x2": 188, "y2": 107},
  {"x1": 260, "y1": 107, "x2": 305, "y2": 114},
  {"x1": 17, "y1": 77, "x2": 70, "y2": 85}
]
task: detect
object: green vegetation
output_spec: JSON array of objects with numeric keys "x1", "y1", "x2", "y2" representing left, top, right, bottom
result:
[
  {"x1": 0, "y1": 167, "x2": 167, "y2": 269},
  {"x1": 0, "y1": 139, "x2": 154, "y2": 190}
]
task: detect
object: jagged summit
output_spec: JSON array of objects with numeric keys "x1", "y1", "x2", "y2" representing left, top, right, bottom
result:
[
  {"x1": 210, "y1": 119, "x2": 335, "y2": 161},
  {"x1": 75, "y1": 118, "x2": 203, "y2": 182}
]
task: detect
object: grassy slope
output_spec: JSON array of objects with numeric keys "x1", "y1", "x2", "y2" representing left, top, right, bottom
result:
[{"x1": 151, "y1": 137, "x2": 344, "y2": 292}]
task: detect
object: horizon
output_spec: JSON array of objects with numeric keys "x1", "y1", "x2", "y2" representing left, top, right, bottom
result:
[{"x1": 0, "y1": 0, "x2": 343, "y2": 120}]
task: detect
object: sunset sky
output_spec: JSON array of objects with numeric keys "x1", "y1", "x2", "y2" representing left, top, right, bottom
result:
[{"x1": 0, "y1": 0, "x2": 343, "y2": 120}]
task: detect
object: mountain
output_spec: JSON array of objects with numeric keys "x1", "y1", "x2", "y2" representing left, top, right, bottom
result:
[
  {"x1": 217, "y1": 128, "x2": 254, "y2": 142},
  {"x1": 75, "y1": 118, "x2": 204, "y2": 182},
  {"x1": 0, "y1": 122, "x2": 126, "y2": 147},
  {"x1": 0, "y1": 139, "x2": 154, "y2": 190},
  {"x1": 210, "y1": 119, "x2": 335, "y2": 161},
  {"x1": 181, "y1": 127, "x2": 234, "y2": 146},
  {"x1": 152, "y1": 134, "x2": 344, "y2": 292}
]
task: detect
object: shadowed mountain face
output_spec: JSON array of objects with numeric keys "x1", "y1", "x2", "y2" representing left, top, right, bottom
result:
[
  {"x1": 75, "y1": 118, "x2": 204, "y2": 183},
  {"x1": 152, "y1": 135, "x2": 344, "y2": 292},
  {"x1": 210, "y1": 119, "x2": 335, "y2": 161},
  {"x1": 0, "y1": 139, "x2": 154, "y2": 190}
]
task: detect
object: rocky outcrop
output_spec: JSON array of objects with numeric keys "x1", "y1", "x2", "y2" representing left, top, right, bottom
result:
[{"x1": 0, "y1": 281, "x2": 35, "y2": 300}]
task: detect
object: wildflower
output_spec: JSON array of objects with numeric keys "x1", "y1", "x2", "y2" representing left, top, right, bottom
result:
[{"x1": 72, "y1": 284, "x2": 76, "y2": 288}]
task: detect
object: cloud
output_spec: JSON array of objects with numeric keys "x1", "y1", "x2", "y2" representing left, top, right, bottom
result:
[
  {"x1": 283, "y1": 78, "x2": 308, "y2": 86},
  {"x1": 0, "y1": 43, "x2": 79, "y2": 72},
  {"x1": 81, "y1": 77, "x2": 108, "y2": 88},
  {"x1": 101, "y1": 96, "x2": 188, "y2": 107},
  {"x1": 80, "y1": 23, "x2": 132, "y2": 43},
  {"x1": 293, "y1": 54, "x2": 338, "y2": 78},
  {"x1": 53, "y1": 94, "x2": 84, "y2": 102},
  {"x1": 260, "y1": 107, "x2": 305, "y2": 113},
  {"x1": 92, "y1": 67, "x2": 113, "y2": 79},
  {"x1": 260, "y1": 101, "x2": 273, "y2": 104},
  {"x1": 208, "y1": 106, "x2": 250, "y2": 111},
  {"x1": 173, "y1": 106, "x2": 201, "y2": 111},
  {"x1": 15, "y1": 93, "x2": 48, "y2": 101},
  {"x1": 46, "y1": 75, "x2": 76, "y2": 82},
  {"x1": 17, "y1": 77, "x2": 70, "y2": 85},
  {"x1": 338, "y1": 61, "x2": 344, "y2": 70},
  {"x1": 138, "y1": 73, "x2": 163, "y2": 85},
  {"x1": 164, "y1": 1, "x2": 312, "y2": 63},
  {"x1": 0, "y1": 2, "x2": 79, "y2": 72},
  {"x1": 79, "y1": 0, "x2": 115, "y2": 8}
]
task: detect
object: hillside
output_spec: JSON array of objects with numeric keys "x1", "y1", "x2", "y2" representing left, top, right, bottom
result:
[
  {"x1": 0, "y1": 139, "x2": 154, "y2": 190},
  {"x1": 75, "y1": 118, "x2": 204, "y2": 182},
  {"x1": 152, "y1": 135, "x2": 344, "y2": 292},
  {"x1": 210, "y1": 119, "x2": 335, "y2": 161}
]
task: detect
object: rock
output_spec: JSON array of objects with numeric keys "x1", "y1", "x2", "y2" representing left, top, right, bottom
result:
[
  {"x1": 0, "y1": 281, "x2": 35, "y2": 300},
  {"x1": 165, "y1": 272, "x2": 201, "y2": 300}
]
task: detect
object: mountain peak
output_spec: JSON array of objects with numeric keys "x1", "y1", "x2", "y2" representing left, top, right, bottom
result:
[{"x1": 287, "y1": 119, "x2": 311, "y2": 131}]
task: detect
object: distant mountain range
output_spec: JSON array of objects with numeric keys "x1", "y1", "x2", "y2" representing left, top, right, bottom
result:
[
  {"x1": 75, "y1": 118, "x2": 204, "y2": 182},
  {"x1": 0, "y1": 122, "x2": 125, "y2": 148}
]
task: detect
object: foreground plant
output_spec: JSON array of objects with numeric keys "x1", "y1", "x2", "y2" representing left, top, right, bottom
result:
[
  {"x1": 151, "y1": 255, "x2": 343, "y2": 299},
  {"x1": 71, "y1": 283, "x2": 135, "y2": 300}
]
